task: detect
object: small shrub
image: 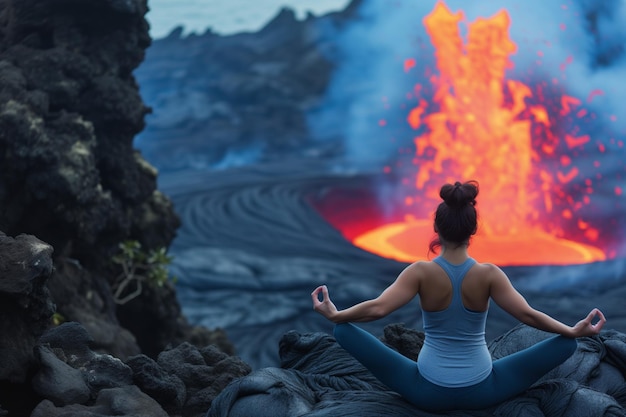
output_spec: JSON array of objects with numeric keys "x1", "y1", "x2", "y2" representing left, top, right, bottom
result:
[{"x1": 111, "y1": 240, "x2": 177, "y2": 304}]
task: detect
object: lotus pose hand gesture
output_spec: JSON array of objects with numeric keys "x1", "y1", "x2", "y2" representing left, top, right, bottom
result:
[
  {"x1": 311, "y1": 285, "x2": 338, "y2": 322},
  {"x1": 571, "y1": 308, "x2": 606, "y2": 338}
]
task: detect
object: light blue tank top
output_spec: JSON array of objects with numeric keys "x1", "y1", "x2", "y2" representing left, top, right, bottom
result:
[{"x1": 416, "y1": 256, "x2": 492, "y2": 388}]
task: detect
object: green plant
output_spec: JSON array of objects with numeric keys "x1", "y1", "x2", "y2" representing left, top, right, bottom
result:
[
  {"x1": 111, "y1": 240, "x2": 177, "y2": 305},
  {"x1": 51, "y1": 312, "x2": 66, "y2": 326}
]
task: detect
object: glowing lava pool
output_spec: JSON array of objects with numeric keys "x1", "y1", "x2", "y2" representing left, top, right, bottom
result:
[{"x1": 353, "y1": 219, "x2": 606, "y2": 266}]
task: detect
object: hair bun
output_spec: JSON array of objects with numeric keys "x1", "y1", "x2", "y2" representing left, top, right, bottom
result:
[{"x1": 439, "y1": 180, "x2": 479, "y2": 208}]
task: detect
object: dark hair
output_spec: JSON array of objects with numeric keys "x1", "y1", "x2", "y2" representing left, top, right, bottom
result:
[{"x1": 428, "y1": 181, "x2": 479, "y2": 255}]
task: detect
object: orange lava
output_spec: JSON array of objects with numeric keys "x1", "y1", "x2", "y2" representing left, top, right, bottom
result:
[
  {"x1": 349, "y1": 1, "x2": 606, "y2": 266},
  {"x1": 354, "y1": 220, "x2": 606, "y2": 266}
]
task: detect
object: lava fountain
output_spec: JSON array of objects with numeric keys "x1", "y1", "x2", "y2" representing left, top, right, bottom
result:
[{"x1": 316, "y1": 2, "x2": 623, "y2": 266}]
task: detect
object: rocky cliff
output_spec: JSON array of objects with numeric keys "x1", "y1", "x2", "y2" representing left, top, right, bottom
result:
[
  {"x1": 0, "y1": 0, "x2": 173, "y2": 267},
  {"x1": 0, "y1": 0, "x2": 236, "y2": 415}
]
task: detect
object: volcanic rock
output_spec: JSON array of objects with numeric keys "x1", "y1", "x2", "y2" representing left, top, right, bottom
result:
[
  {"x1": 0, "y1": 0, "x2": 240, "y2": 413},
  {"x1": 208, "y1": 324, "x2": 626, "y2": 417},
  {"x1": 0, "y1": 0, "x2": 234, "y2": 366},
  {"x1": 31, "y1": 345, "x2": 91, "y2": 406},
  {"x1": 0, "y1": 232, "x2": 54, "y2": 413},
  {"x1": 0, "y1": 0, "x2": 177, "y2": 263},
  {"x1": 152, "y1": 342, "x2": 252, "y2": 416},
  {"x1": 125, "y1": 342, "x2": 253, "y2": 416},
  {"x1": 33, "y1": 322, "x2": 134, "y2": 403},
  {"x1": 28, "y1": 320, "x2": 250, "y2": 417},
  {"x1": 47, "y1": 259, "x2": 141, "y2": 359},
  {"x1": 0, "y1": 0, "x2": 183, "y2": 360},
  {"x1": 126, "y1": 354, "x2": 187, "y2": 414},
  {"x1": 30, "y1": 385, "x2": 169, "y2": 417}
]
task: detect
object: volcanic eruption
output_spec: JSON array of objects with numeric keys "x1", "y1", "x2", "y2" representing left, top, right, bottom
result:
[{"x1": 313, "y1": 1, "x2": 624, "y2": 266}]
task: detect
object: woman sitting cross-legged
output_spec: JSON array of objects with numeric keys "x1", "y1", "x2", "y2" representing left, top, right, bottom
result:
[{"x1": 311, "y1": 180, "x2": 606, "y2": 412}]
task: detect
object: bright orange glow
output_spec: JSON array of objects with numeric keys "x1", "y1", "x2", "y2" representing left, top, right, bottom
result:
[
  {"x1": 349, "y1": 1, "x2": 606, "y2": 266},
  {"x1": 354, "y1": 220, "x2": 606, "y2": 266}
]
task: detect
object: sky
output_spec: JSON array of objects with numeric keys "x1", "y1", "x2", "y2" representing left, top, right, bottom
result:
[{"x1": 145, "y1": 0, "x2": 352, "y2": 38}]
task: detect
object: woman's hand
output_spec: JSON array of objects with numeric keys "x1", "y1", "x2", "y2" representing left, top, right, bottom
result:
[
  {"x1": 571, "y1": 308, "x2": 606, "y2": 337},
  {"x1": 311, "y1": 285, "x2": 338, "y2": 322}
]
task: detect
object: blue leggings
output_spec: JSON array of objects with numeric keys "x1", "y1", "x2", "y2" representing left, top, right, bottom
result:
[{"x1": 334, "y1": 323, "x2": 577, "y2": 412}]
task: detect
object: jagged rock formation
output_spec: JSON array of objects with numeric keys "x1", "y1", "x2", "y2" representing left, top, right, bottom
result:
[
  {"x1": 208, "y1": 324, "x2": 626, "y2": 417},
  {"x1": 0, "y1": 0, "x2": 174, "y2": 267},
  {"x1": 0, "y1": 0, "x2": 238, "y2": 415},
  {"x1": 0, "y1": 0, "x2": 231, "y2": 360},
  {"x1": 0, "y1": 0, "x2": 172, "y2": 358}
]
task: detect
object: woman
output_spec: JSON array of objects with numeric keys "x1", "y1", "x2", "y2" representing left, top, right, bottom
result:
[{"x1": 311, "y1": 180, "x2": 606, "y2": 412}]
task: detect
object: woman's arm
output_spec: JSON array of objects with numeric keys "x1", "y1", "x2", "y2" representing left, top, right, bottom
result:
[
  {"x1": 311, "y1": 263, "x2": 422, "y2": 323},
  {"x1": 487, "y1": 264, "x2": 606, "y2": 338}
]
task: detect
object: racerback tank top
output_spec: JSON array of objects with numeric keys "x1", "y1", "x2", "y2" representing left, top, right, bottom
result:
[{"x1": 416, "y1": 256, "x2": 492, "y2": 387}]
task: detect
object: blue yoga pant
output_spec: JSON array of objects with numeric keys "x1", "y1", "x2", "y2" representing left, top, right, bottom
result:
[{"x1": 333, "y1": 323, "x2": 577, "y2": 412}]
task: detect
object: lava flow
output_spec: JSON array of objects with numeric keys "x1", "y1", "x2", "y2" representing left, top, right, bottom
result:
[{"x1": 325, "y1": 2, "x2": 612, "y2": 266}]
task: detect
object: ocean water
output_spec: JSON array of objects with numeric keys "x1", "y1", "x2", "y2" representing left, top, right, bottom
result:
[{"x1": 146, "y1": 0, "x2": 352, "y2": 38}]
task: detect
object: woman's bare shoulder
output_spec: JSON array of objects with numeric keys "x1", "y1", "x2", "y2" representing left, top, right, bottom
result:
[
  {"x1": 408, "y1": 260, "x2": 438, "y2": 269},
  {"x1": 397, "y1": 260, "x2": 427, "y2": 276},
  {"x1": 406, "y1": 260, "x2": 444, "y2": 276},
  {"x1": 474, "y1": 260, "x2": 500, "y2": 270},
  {"x1": 472, "y1": 261, "x2": 507, "y2": 280}
]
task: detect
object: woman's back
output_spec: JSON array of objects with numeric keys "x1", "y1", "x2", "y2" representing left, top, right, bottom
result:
[{"x1": 417, "y1": 257, "x2": 492, "y2": 313}]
